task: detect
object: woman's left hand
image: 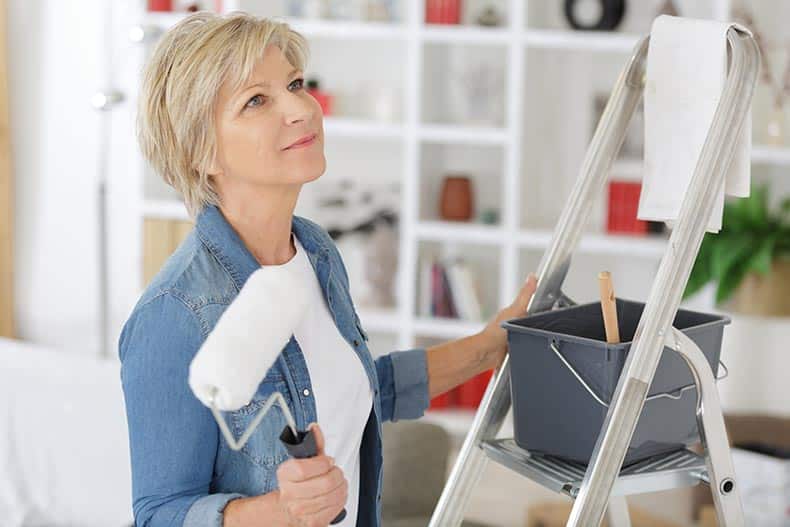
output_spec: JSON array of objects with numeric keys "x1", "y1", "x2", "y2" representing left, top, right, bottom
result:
[{"x1": 478, "y1": 273, "x2": 538, "y2": 370}]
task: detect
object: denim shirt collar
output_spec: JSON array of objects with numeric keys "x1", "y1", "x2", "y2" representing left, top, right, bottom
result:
[{"x1": 194, "y1": 203, "x2": 331, "y2": 293}]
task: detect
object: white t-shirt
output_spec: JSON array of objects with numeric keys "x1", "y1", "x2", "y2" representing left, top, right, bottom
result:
[{"x1": 269, "y1": 234, "x2": 373, "y2": 526}]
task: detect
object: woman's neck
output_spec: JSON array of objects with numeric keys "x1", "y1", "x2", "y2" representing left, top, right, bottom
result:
[{"x1": 218, "y1": 184, "x2": 300, "y2": 266}]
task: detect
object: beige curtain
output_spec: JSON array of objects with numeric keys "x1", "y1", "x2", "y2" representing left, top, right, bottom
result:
[{"x1": 0, "y1": 0, "x2": 15, "y2": 338}]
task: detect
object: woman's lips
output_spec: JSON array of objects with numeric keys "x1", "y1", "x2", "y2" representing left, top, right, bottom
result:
[{"x1": 284, "y1": 133, "x2": 317, "y2": 150}]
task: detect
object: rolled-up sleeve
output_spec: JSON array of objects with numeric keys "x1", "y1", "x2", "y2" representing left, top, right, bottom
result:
[
  {"x1": 119, "y1": 292, "x2": 246, "y2": 527},
  {"x1": 375, "y1": 348, "x2": 430, "y2": 422}
]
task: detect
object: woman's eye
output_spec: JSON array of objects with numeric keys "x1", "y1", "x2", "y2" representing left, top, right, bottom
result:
[
  {"x1": 245, "y1": 94, "x2": 265, "y2": 109},
  {"x1": 289, "y1": 78, "x2": 304, "y2": 91}
]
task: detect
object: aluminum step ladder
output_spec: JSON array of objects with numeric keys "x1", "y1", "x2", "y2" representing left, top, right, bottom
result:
[{"x1": 428, "y1": 25, "x2": 760, "y2": 527}]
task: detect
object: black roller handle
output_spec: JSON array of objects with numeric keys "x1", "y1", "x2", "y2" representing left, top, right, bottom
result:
[{"x1": 280, "y1": 426, "x2": 347, "y2": 525}]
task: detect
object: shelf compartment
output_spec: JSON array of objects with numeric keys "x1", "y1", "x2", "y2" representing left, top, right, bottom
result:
[
  {"x1": 418, "y1": 141, "x2": 504, "y2": 224},
  {"x1": 421, "y1": 41, "x2": 507, "y2": 128},
  {"x1": 524, "y1": 1, "x2": 716, "y2": 35},
  {"x1": 520, "y1": 46, "x2": 642, "y2": 232},
  {"x1": 417, "y1": 240, "x2": 501, "y2": 324}
]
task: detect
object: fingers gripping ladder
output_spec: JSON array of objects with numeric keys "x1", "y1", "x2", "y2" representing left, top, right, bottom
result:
[{"x1": 428, "y1": 27, "x2": 760, "y2": 527}]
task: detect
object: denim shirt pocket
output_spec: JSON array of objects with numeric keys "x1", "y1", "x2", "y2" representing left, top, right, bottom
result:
[{"x1": 229, "y1": 370, "x2": 293, "y2": 472}]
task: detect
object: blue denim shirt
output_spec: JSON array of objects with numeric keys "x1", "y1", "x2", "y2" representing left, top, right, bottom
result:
[{"x1": 118, "y1": 204, "x2": 430, "y2": 527}]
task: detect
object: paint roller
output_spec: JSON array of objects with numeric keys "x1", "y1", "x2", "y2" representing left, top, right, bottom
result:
[{"x1": 188, "y1": 262, "x2": 347, "y2": 524}]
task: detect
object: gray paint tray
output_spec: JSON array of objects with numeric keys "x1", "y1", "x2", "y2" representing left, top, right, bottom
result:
[{"x1": 501, "y1": 298, "x2": 730, "y2": 466}]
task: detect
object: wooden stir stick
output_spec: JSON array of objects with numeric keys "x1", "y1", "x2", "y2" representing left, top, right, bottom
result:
[{"x1": 598, "y1": 271, "x2": 621, "y2": 344}]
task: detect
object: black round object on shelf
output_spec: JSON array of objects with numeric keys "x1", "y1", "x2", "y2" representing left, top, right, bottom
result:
[{"x1": 564, "y1": 0, "x2": 626, "y2": 31}]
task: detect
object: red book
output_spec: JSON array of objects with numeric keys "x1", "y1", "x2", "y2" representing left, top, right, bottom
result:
[
  {"x1": 607, "y1": 182, "x2": 617, "y2": 233},
  {"x1": 457, "y1": 369, "x2": 493, "y2": 408},
  {"x1": 429, "y1": 389, "x2": 455, "y2": 410},
  {"x1": 625, "y1": 183, "x2": 647, "y2": 234},
  {"x1": 426, "y1": 0, "x2": 437, "y2": 23},
  {"x1": 608, "y1": 181, "x2": 647, "y2": 235},
  {"x1": 448, "y1": 0, "x2": 461, "y2": 24}
]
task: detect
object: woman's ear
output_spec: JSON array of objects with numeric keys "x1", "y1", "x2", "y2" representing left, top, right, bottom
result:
[{"x1": 202, "y1": 152, "x2": 223, "y2": 179}]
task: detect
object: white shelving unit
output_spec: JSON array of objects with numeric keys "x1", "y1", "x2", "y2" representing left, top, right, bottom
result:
[{"x1": 114, "y1": 1, "x2": 789, "y2": 436}]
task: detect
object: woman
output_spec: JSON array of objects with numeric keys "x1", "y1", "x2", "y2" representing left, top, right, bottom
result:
[{"x1": 119, "y1": 11, "x2": 538, "y2": 527}]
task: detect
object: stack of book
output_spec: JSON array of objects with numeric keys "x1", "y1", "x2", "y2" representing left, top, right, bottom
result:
[
  {"x1": 419, "y1": 256, "x2": 483, "y2": 321},
  {"x1": 607, "y1": 180, "x2": 648, "y2": 235},
  {"x1": 429, "y1": 369, "x2": 494, "y2": 410}
]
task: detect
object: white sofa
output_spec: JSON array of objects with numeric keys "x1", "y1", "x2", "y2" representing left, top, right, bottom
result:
[{"x1": 0, "y1": 337, "x2": 133, "y2": 527}]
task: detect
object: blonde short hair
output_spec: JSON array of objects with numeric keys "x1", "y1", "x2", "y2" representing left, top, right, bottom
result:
[{"x1": 136, "y1": 12, "x2": 309, "y2": 218}]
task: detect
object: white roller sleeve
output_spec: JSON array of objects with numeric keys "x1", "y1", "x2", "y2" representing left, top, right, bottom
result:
[{"x1": 188, "y1": 262, "x2": 309, "y2": 411}]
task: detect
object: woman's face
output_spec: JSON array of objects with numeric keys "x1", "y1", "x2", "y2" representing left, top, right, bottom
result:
[{"x1": 209, "y1": 45, "x2": 325, "y2": 193}]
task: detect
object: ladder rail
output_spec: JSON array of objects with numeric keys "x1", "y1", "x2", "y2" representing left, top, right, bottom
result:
[
  {"x1": 428, "y1": 36, "x2": 650, "y2": 527},
  {"x1": 567, "y1": 27, "x2": 759, "y2": 527},
  {"x1": 666, "y1": 328, "x2": 742, "y2": 526}
]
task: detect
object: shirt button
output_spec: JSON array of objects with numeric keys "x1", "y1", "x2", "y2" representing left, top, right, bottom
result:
[
  {"x1": 353, "y1": 339, "x2": 360, "y2": 347},
  {"x1": 303, "y1": 389, "x2": 310, "y2": 397}
]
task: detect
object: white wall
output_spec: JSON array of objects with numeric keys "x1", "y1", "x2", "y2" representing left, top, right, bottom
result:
[{"x1": 8, "y1": 0, "x2": 108, "y2": 356}]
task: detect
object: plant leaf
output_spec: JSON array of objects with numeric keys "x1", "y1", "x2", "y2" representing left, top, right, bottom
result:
[
  {"x1": 745, "y1": 184, "x2": 769, "y2": 228},
  {"x1": 781, "y1": 197, "x2": 790, "y2": 224},
  {"x1": 684, "y1": 235, "x2": 714, "y2": 299},
  {"x1": 710, "y1": 235, "x2": 753, "y2": 280},
  {"x1": 748, "y1": 236, "x2": 776, "y2": 276},
  {"x1": 715, "y1": 252, "x2": 753, "y2": 305},
  {"x1": 721, "y1": 200, "x2": 748, "y2": 233},
  {"x1": 711, "y1": 234, "x2": 758, "y2": 305},
  {"x1": 724, "y1": 184, "x2": 769, "y2": 233}
]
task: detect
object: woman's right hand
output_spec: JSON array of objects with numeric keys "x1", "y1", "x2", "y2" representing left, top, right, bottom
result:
[{"x1": 276, "y1": 423, "x2": 348, "y2": 527}]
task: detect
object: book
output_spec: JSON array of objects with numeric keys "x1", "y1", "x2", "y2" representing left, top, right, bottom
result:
[
  {"x1": 440, "y1": 263, "x2": 458, "y2": 318},
  {"x1": 420, "y1": 255, "x2": 433, "y2": 317},
  {"x1": 445, "y1": 258, "x2": 482, "y2": 320}
]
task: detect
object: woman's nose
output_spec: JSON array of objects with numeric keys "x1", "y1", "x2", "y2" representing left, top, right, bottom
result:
[{"x1": 283, "y1": 92, "x2": 314, "y2": 125}]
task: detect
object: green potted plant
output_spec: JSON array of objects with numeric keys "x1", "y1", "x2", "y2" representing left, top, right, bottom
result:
[{"x1": 683, "y1": 184, "x2": 790, "y2": 316}]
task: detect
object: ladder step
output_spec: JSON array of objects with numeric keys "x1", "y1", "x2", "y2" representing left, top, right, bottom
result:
[{"x1": 481, "y1": 438, "x2": 707, "y2": 498}]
